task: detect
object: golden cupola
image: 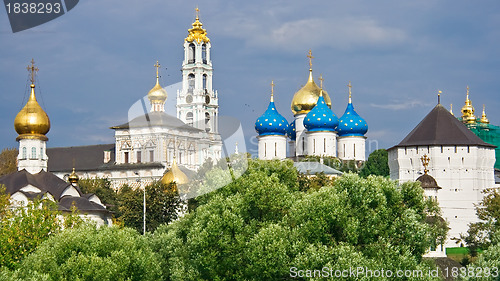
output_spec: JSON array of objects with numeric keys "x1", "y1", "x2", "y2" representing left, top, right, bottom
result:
[
  {"x1": 161, "y1": 157, "x2": 189, "y2": 186},
  {"x1": 185, "y1": 8, "x2": 210, "y2": 44},
  {"x1": 14, "y1": 60, "x2": 50, "y2": 141},
  {"x1": 147, "y1": 61, "x2": 168, "y2": 104},
  {"x1": 461, "y1": 86, "x2": 476, "y2": 124},
  {"x1": 480, "y1": 104, "x2": 490, "y2": 124},
  {"x1": 291, "y1": 50, "x2": 331, "y2": 115},
  {"x1": 68, "y1": 168, "x2": 79, "y2": 184}
]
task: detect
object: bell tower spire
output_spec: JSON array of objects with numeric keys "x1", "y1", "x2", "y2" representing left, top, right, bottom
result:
[{"x1": 177, "y1": 7, "x2": 218, "y2": 133}]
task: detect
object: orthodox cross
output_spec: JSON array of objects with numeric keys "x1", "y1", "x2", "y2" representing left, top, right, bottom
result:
[
  {"x1": 421, "y1": 154, "x2": 430, "y2": 175},
  {"x1": 307, "y1": 49, "x2": 314, "y2": 69},
  {"x1": 154, "y1": 61, "x2": 160, "y2": 78},
  {"x1": 348, "y1": 81, "x2": 352, "y2": 103},
  {"x1": 270, "y1": 80, "x2": 275, "y2": 102},
  {"x1": 27, "y1": 58, "x2": 38, "y2": 84}
]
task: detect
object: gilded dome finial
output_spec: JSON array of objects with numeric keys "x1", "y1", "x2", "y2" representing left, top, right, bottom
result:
[
  {"x1": 480, "y1": 104, "x2": 490, "y2": 124},
  {"x1": 186, "y1": 7, "x2": 210, "y2": 44},
  {"x1": 270, "y1": 80, "x2": 274, "y2": 102},
  {"x1": 438, "y1": 90, "x2": 442, "y2": 105},
  {"x1": 15, "y1": 59, "x2": 50, "y2": 141},
  {"x1": 348, "y1": 81, "x2": 352, "y2": 104},
  {"x1": 461, "y1": 85, "x2": 476, "y2": 123},
  {"x1": 318, "y1": 75, "x2": 324, "y2": 97},
  {"x1": 421, "y1": 154, "x2": 430, "y2": 175},
  {"x1": 307, "y1": 49, "x2": 314, "y2": 70}
]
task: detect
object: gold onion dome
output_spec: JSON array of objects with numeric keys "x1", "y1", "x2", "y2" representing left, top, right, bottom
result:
[
  {"x1": 68, "y1": 168, "x2": 79, "y2": 184},
  {"x1": 14, "y1": 83, "x2": 50, "y2": 141},
  {"x1": 185, "y1": 8, "x2": 210, "y2": 44},
  {"x1": 480, "y1": 104, "x2": 490, "y2": 124},
  {"x1": 461, "y1": 86, "x2": 476, "y2": 124},
  {"x1": 161, "y1": 158, "x2": 189, "y2": 186},
  {"x1": 147, "y1": 61, "x2": 168, "y2": 103},
  {"x1": 291, "y1": 50, "x2": 331, "y2": 115}
]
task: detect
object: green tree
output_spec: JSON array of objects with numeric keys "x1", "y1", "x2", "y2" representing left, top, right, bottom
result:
[
  {"x1": 118, "y1": 181, "x2": 182, "y2": 233},
  {"x1": 0, "y1": 148, "x2": 18, "y2": 177},
  {"x1": 4, "y1": 225, "x2": 163, "y2": 281},
  {"x1": 465, "y1": 231, "x2": 500, "y2": 281},
  {"x1": 78, "y1": 177, "x2": 119, "y2": 216},
  {"x1": 151, "y1": 160, "x2": 443, "y2": 280},
  {"x1": 359, "y1": 149, "x2": 390, "y2": 178},
  {"x1": 462, "y1": 188, "x2": 500, "y2": 256}
]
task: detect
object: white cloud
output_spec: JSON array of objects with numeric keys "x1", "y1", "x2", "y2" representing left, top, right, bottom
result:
[{"x1": 370, "y1": 100, "x2": 432, "y2": 110}]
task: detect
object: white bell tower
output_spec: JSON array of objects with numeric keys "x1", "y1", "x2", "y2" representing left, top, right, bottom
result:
[{"x1": 177, "y1": 8, "x2": 218, "y2": 133}]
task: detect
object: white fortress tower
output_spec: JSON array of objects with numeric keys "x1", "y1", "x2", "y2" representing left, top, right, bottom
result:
[
  {"x1": 15, "y1": 60, "x2": 50, "y2": 174},
  {"x1": 177, "y1": 8, "x2": 218, "y2": 134}
]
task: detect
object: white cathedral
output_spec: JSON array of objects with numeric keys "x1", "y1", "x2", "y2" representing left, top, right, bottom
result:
[
  {"x1": 47, "y1": 10, "x2": 222, "y2": 189},
  {"x1": 255, "y1": 51, "x2": 368, "y2": 162}
]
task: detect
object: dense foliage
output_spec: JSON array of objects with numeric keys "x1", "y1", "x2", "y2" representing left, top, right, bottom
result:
[
  {"x1": 359, "y1": 149, "x2": 390, "y2": 178},
  {"x1": 0, "y1": 148, "x2": 18, "y2": 177}
]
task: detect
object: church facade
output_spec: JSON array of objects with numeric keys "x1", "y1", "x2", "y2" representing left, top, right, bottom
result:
[
  {"x1": 48, "y1": 11, "x2": 222, "y2": 189},
  {"x1": 255, "y1": 51, "x2": 368, "y2": 162}
]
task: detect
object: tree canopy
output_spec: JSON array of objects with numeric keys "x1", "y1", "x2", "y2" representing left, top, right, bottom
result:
[{"x1": 359, "y1": 149, "x2": 390, "y2": 178}]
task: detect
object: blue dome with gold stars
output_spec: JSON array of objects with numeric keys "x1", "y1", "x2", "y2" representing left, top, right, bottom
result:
[
  {"x1": 338, "y1": 102, "x2": 368, "y2": 137},
  {"x1": 287, "y1": 119, "x2": 296, "y2": 140},
  {"x1": 255, "y1": 96, "x2": 289, "y2": 136},
  {"x1": 303, "y1": 94, "x2": 338, "y2": 132}
]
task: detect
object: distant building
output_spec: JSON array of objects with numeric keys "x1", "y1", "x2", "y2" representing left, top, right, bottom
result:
[
  {"x1": 0, "y1": 60, "x2": 111, "y2": 225},
  {"x1": 388, "y1": 96, "x2": 496, "y2": 250}
]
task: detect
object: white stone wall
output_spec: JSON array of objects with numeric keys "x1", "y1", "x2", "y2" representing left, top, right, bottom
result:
[
  {"x1": 389, "y1": 145, "x2": 496, "y2": 248},
  {"x1": 306, "y1": 131, "x2": 337, "y2": 157},
  {"x1": 337, "y1": 136, "x2": 366, "y2": 161},
  {"x1": 294, "y1": 114, "x2": 307, "y2": 156},
  {"x1": 258, "y1": 135, "x2": 287, "y2": 160}
]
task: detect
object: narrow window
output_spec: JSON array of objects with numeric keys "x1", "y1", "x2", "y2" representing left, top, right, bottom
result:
[
  {"x1": 188, "y1": 43, "x2": 195, "y2": 63},
  {"x1": 323, "y1": 138, "x2": 326, "y2": 153},
  {"x1": 427, "y1": 146, "x2": 429, "y2": 153},
  {"x1": 40, "y1": 148, "x2": 43, "y2": 159},
  {"x1": 467, "y1": 146, "x2": 470, "y2": 153},
  {"x1": 203, "y1": 74, "x2": 207, "y2": 90},
  {"x1": 416, "y1": 146, "x2": 419, "y2": 154},
  {"x1": 22, "y1": 147, "x2": 27, "y2": 159},
  {"x1": 441, "y1": 146, "x2": 443, "y2": 153},
  {"x1": 275, "y1": 142, "x2": 277, "y2": 157},
  {"x1": 124, "y1": 152, "x2": 129, "y2": 164},
  {"x1": 455, "y1": 146, "x2": 457, "y2": 153},
  {"x1": 150, "y1": 150, "x2": 154, "y2": 162},
  {"x1": 343, "y1": 144, "x2": 346, "y2": 158},
  {"x1": 202, "y1": 44, "x2": 207, "y2": 63},
  {"x1": 405, "y1": 147, "x2": 407, "y2": 155},
  {"x1": 313, "y1": 139, "x2": 316, "y2": 154},
  {"x1": 179, "y1": 152, "x2": 182, "y2": 164},
  {"x1": 31, "y1": 147, "x2": 36, "y2": 159},
  {"x1": 186, "y1": 112, "x2": 193, "y2": 125},
  {"x1": 302, "y1": 137, "x2": 305, "y2": 152},
  {"x1": 137, "y1": 151, "x2": 141, "y2": 163},
  {"x1": 354, "y1": 143, "x2": 356, "y2": 158},
  {"x1": 264, "y1": 143, "x2": 267, "y2": 157},
  {"x1": 188, "y1": 73, "x2": 195, "y2": 91}
]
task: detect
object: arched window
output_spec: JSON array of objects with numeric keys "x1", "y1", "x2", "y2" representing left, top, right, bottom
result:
[
  {"x1": 22, "y1": 147, "x2": 27, "y2": 159},
  {"x1": 31, "y1": 147, "x2": 36, "y2": 159},
  {"x1": 202, "y1": 44, "x2": 207, "y2": 63},
  {"x1": 188, "y1": 73, "x2": 195, "y2": 92},
  {"x1": 205, "y1": 112, "x2": 210, "y2": 124},
  {"x1": 40, "y1": 148, "x2": 44, "y2": 159},
  {"x1": 188, "y1": 43, "x2": 195, "y2": 63},
  {"x1": 203, "y1": 74, "x2": 207, "y2": 90},
  {"x1": 186, "y1": 112, "x2": 193, "y2": 125}
]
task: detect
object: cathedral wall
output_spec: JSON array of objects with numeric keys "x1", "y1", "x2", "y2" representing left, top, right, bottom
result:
[
  {"x1": 337, "y1": 136, "x2": 366, "y2": 161},
  {"x1": 306, "y1": 131, "x2": 337, "y2": 157},
  {"x1": 258, "y1": 135, "x2": 287, "y2": 160}
]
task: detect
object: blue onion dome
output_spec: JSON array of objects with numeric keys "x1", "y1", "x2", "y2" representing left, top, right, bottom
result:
[
  {"x1": 337, "y1": 83, "x2": 368, "y2": 136},
  {"x1": 287, "y1": 119, "x2": 296, "y2": 141},
  {"x1": 255, "y1": 94, "x2": 289, "y2": 136},
  {"x1": 303, "y1": 91, "x2": 339, "y2": 132}
]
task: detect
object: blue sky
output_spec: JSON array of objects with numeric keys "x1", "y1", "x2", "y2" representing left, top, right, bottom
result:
[{"x1": 1, "y1": 0, "x2": 499, "y2": 156}]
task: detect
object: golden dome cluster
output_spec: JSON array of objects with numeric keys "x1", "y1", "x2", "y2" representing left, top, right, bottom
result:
[
  {"x1": 185, "y1": 8, "x2": 210, "y2": 44},
  {"x1": 461, "y1": 86, "x2": 476, "y2": 124},
  {"x1": 14, "y1": 60, "x2": 50, "y2": 141},
  {"x1": 290, "y1": 50, "x2": 331, "y2": 115},
  {"x1": 147, "y1": 61, "x2": 168, "y2": 104}
]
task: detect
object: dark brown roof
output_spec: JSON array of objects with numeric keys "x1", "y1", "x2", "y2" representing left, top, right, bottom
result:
[
  {"x1": 47, "y1": 144, "x2": 115, "y2": 172},
  {"x1": 416, "y1": 174, "x2": 442, "y2": 190},
  {"x1": 391, "y1": 104, "x2": 496, "y2": 149},
  {"x1": 110, "y1": 112, "x2": 202, "y2": 132}
]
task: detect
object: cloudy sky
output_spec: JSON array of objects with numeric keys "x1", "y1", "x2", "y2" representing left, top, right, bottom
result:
[{"x1": 1, "y1": 0, "x2": 499, "y2": 156}]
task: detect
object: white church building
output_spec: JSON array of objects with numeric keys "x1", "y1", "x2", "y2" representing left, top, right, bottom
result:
[
  {"x1": 47, "y1": 10, "x2": 222, "y2": 189},
  {"x1": 255, "y1": 51, "x2": 368, "y2": 162}
]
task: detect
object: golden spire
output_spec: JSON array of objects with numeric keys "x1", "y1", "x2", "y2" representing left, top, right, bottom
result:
[
  {"x1": 450, "y1": 104, "x2": 454, "y2": 116},
  {"x1": 307, "y1": 49, "x2": 314, "y2": 70},
  {"x1": 461, "y1": 85, "x2": 476, "y2": 124},
  {"x1": 270, "y1": 80, "x2": 274, "y2": 102},
  {"x1": 68, "y1": 168, "x2": 79, "y2": 184},
  {"x1": 161, "y1": 156, "x2": 189, "y2": 186},
  {"x1": 185, "y1": 7, "x2": 210, "y2": 44},
  {"x1": 147, "y1": 60, "x2": 168, "y2": 104},
  {"x1": 14, "y1": 59, "x2": 50, "y2": 141},
  {"x1": 421, "y1": 154, "x2": 430, "y2": 175},
  {"x1": 348, "y1": 81, "x2": 352, "y2": 104},
  {"x1": 480, "y1": 104, "x2": 490, "y2": 124},
  {"x1": 438, "y1": 90, "x2": 442, "y2": 104}
]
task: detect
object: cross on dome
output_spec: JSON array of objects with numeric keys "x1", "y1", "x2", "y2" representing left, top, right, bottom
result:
[
  {"x1": 307, "y1": 49, "x2": 314, "y2": 69},
  {"x1": 270, "y1": 80, "x2": 274, "y2": 101},
  {"x1": 348, "y1": 81, "x2": 352, "y2": 103},
  {"x1": 154, "y1": 60, "x2": 160, "y2": 78},
  {"x1": 27, "y1": 58, "x2": 38, "y2": 84},
  {"x1": 421, "y1": 154, "x2": 430, "y2": 174}
]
